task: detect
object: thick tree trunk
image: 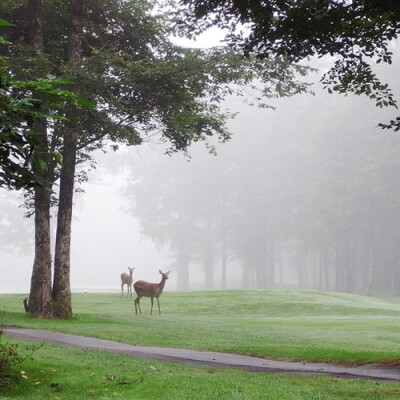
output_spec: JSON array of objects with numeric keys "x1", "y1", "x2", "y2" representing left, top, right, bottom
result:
[
  {"x1": 52, "y1": 126, "x2": 76, "y2": 317},
  {"x1": 52, "y1": 0, "x2": 82, "y2": 318},
  {"x1": 28, "y1": 163, "x2": 54, "y2": 318},
  {"x1": 28, "y1": 0, "x2": 43, "y2": 50},
  {"x1": 27, "y1": 0, "x2": 54, "y2": 318}
]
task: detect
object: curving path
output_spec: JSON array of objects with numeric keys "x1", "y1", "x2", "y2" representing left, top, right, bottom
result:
[{"x1": 3, "y1": 327, "x2": 400, "y2": 383}]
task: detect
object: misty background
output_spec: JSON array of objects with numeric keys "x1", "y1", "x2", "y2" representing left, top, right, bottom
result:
[{"x1": 1, "y1": 48, "x2": 400, "y2": 295}]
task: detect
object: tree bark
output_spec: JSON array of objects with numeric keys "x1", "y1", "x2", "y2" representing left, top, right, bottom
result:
[
  {"x1": 28, "y1": 155, "x2": 54, "y2": 318},
  {"x1": 52, "y1": 0, "x2": 83, "y2": 318},
  {"x1": 27, "y1": 0, "x2": 54, "y2": 318},
  {"x1": 28, "y1": 0, "x2": 43, "y2": 50}
]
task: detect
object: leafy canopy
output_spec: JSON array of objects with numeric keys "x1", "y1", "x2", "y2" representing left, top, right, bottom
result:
[
  {"x1": 0, "y1": 17, "x2": 92, "y2": 190},
  {"x1": 180, "y1": 0, "x2": 400, "y2": 114},
  {"x1": 1, "y1": 0, "x2": 311, "y2": 173}
]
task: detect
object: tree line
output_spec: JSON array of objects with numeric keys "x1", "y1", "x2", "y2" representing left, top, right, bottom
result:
[{"x1": 123, "y1": 83, "x2": 400, "y2": 296}]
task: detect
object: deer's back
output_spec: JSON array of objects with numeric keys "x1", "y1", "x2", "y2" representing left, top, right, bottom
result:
[{"x1": 134, "y1": 280, "x2": 162, "y2": 297}]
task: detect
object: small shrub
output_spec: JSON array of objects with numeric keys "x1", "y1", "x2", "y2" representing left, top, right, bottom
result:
[{"x1": 0, "y1": 330, "x2": 22, "y2": 387}]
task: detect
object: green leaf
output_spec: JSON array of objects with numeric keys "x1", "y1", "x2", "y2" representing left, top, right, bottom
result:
[
  {"x1": 0, "y1": 18, "x2": 14, "y2": 26},
  {"x1": 0, "y1": 36, "x2": 12, "y2": 45}
]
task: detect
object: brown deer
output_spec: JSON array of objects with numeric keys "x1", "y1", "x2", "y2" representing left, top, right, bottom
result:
[
  {"x1": 121, "y1": 267, "x2": 135, "y2": 298},
  {"x1": 134, "y1": 270, "x2": 170, "y2": 315}
]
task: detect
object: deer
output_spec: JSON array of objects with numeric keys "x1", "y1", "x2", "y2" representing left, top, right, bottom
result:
[
  {"x1": 134, "y1": 270, "x2": 170, "y2": 315},
  {"x1": 121, "y1": 267, "x2": 135, "y2": 298}
]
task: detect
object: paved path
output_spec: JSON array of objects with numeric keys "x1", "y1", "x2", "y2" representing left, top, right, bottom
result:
[{"x1": 3, "y1": 327, "x2": 400, "y2": 383}]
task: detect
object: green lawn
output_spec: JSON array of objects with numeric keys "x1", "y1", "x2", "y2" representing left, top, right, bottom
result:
[
  {"x1": 1, "y1": 290, "x2": 400, "y2": 399},
  {"x1": 2, "y1": 290, "x2": 400, "y2": 365}
]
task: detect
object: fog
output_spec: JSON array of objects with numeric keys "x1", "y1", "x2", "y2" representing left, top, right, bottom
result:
[{"x1": 1, "y1": 54, "x2": 400, "y2": 295}]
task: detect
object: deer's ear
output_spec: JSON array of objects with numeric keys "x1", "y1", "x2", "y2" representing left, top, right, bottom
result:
[
  {"x1": 159, "y1": 269, "x2": 162, "y2": 275},
  {"x1": 166, "y1": 271, "x2": 171, "y2": 276}
]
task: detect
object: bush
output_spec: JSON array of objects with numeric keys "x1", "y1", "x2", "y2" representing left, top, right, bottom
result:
[{"x1": 0, "y1": 330, "x2": 22, "y2": 387}]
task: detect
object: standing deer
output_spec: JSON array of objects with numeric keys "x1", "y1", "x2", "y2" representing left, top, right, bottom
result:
[
  {"x1": 134, "y1": 270, "x2": 170, "y2": 315},
  {"x1": 121, "y1": 267, "x2": 135, "y2": 298}
]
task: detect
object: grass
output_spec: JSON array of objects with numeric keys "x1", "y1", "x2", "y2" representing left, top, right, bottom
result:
[
  {"x1": 1, "y1": 290, "x2": 400, "y2": 399},
  {"x1": 2, "y1": 290, "x2": 400, "y2": 365},
  {"x1": 2, "y1": 340, "x2": 400, "y2": 400}
]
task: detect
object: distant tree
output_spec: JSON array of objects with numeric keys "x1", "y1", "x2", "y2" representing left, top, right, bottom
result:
[
  {"x1": 123, "y1": 124, "x2": 308, "y2": 290},
  {"x1": 124, "y1": 85, "x2": 400, "y2": 294},
  {"x1": 291, "y1": 93, "x2": 400, "y2": 296}
]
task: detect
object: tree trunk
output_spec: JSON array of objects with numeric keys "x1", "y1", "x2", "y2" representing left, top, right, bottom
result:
[
  {"x1": 318, "y1": 237, "x2": 328, "y2": 290},
  {"x1": 365, "y1": 236, "x2": 375, "y2": 297},
  {"x1": 297, "y1": 243, "x2": 307, "y2": 289},
  {"x1": 28, "y1": 168, "x2": 54, "y2": 318},
  {"x1": 27, "y1": 0, "x2": 54, "y2": 318},
  {"x1": 365, "y1": 212, "x2": 376, "y2": 297},
  {"x1": 203, "y1": 220, "x2": 214, "y2": 289},
  {"x1": 220, "y1": 235, "x2": 227, "y2": 289},
  {"x1": 219, "y1": 202, "x2": 227, "y2": 289},
  {"x1": 241, "y1": 258, "x2": 250, "y2": 288},
  {"x1": 52, "y1": 0, "x2": 82, "y2": 318},
  {"x1": 176, "y1": 242, "x2": 190, "y2": 290},
  {"x1": 277, "y1": 243, "x2": 283, "y2": 287},
  {"x1": 52, "y1": 125, "x2": 76, "y2": 317},
  {"x1": 28, "y1": 0, "x2": 43, "y2": 50},
  {"x1": 388, "y1": 221, "x2": 400, "y2": 296},
  {"x1": 344, "y1": 233, "x2": 355, "y2": 293},
  {"x1": 266, "y1": 233, "x2": 276, "y2": 289}
]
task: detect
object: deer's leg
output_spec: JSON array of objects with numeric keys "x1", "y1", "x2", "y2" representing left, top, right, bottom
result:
[
  {"x1": 121, "y1": 283, "x2": 124, "y2": 297},
  {"x1": 150, "y1": 297, "x2": 154, "y2": 315},
  {"x1": 156, "y1": 297, "x2": 161, "y2": 315},
  {"x1": 134, "y1": 296, "x2": 141, "y2": 314}
]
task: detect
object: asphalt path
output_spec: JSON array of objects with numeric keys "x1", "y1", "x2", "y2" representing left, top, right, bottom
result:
[{"x1": 3, "y1": 327, "x2": 400, "y2": 383}]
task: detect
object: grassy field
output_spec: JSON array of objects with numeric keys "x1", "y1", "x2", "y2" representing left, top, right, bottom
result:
[{"x1": 1, "y1": 290, "x2": 400, "y2": 399}]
